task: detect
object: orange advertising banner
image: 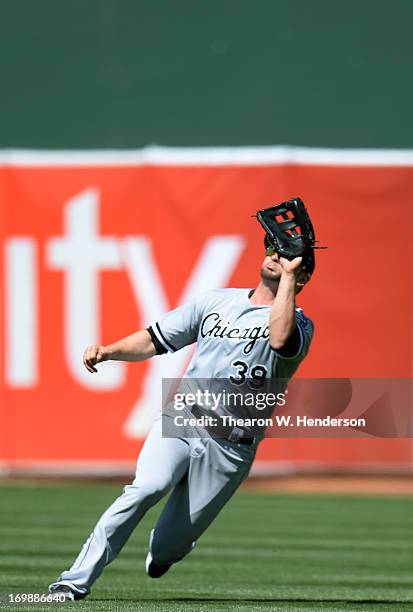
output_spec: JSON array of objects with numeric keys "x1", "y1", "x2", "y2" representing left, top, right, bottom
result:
[{"x1": 0, "y1": 148, "x2": 412, "y2": 473}]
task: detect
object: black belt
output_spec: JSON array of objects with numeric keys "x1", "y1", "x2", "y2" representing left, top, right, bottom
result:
[
  {"x1": 191, "y1": 404, "x2": 255, "y2": 445},
  {"x1": 234, "y1": 437, "x2": 255, "y2": 445}
]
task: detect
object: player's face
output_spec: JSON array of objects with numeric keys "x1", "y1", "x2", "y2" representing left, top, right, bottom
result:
[
  {"x1": 260, "y1": 250, "x2": 311, "y2": 290},
  {"x1": 260, "y1": 250, "x2": 282, "y2": 281}
]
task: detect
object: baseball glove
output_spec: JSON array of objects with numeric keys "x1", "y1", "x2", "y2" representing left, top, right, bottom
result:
[{"x1": 256, "y1": 197, "x2": 324, "y2": 274}]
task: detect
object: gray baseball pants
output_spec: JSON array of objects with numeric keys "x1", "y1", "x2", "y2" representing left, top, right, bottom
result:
[{"x1": 48, "y1": 417, "x2": 256, "y2": 597}]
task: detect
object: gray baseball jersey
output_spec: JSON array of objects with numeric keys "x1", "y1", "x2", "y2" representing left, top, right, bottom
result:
[
  {"x1": 149, "y1": 287, "x2": 313, "y2": 377},
  {"x1": 148, "y1": 288, "x2": 313, "y2": 434}
]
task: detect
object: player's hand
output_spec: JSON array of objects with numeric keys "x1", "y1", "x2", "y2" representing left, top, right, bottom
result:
[
  {"x1": 83, "y1": 345, "x2": 109, "y2": 373},
  {"x1": 279, "y1": 256, "x2": 303, "y2": 275}
]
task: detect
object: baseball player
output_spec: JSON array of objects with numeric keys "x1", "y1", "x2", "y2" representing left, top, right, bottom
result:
[{"x1": 48, "y1": 199, "x2": 317, "y2": 601}]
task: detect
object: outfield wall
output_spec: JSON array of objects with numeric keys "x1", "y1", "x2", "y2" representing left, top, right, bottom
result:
[
  {"x1": 1, "y1": 1, "x2": 412, "y2": 150},
  {"x1": 0, "y1": 147, "x2": 412, "y2": 474}
]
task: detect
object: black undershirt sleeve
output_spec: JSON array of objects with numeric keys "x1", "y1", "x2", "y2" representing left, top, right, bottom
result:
[
  {"x1": 271, "y1": 324, "x2": 302, "y2": 358},
  {"x1": 147, "y1": 326, "x2": 167, "y2": 355}
]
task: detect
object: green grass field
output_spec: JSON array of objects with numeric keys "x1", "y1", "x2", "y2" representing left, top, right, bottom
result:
[{"x1": 0, "y1": 483, "x2": 412, "y2": 612}]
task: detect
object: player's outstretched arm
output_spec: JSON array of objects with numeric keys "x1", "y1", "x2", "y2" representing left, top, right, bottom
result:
[
  {"x1": 83, "y1": 330, "x2": 157, "y2": 373},
  {"x1": 268, "y1": 257, "x2": 303, "y2": 349}
]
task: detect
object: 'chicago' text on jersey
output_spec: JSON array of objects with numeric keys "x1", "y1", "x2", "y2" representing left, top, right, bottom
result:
[{"x1": 200, "y1": 312, "x2": 269, "y2": 355}]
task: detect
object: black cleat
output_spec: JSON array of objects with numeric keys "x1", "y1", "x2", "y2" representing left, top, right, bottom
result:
[
  {"x1": 48, "y1": 584, "x2": 87, "y2": 601},
  {"x1": 145, "y1": 552, "x2": 172, "y2": 578}
]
